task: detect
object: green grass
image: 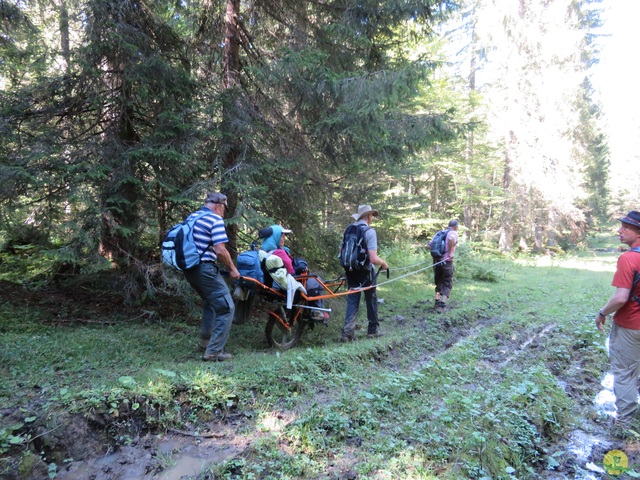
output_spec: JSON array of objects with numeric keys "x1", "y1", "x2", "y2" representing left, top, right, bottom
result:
[{"x1": 0, "y1": 242, "x2": 619, "y2": 478}]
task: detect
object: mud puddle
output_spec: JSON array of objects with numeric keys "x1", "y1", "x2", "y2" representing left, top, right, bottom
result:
[
  {"x1": 552, "y1": 372, "x2": 640, "y2": 479},
  {"x1": 56, "y1": 427, "x2": 247, "y2": 479}
]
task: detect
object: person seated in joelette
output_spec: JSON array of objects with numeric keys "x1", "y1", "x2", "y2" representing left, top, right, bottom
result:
[{"x1": 260, "y1": 225, "x2": 294, "y2": 275}]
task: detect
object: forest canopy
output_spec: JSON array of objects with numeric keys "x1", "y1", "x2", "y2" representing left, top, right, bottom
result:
[{"x1": 0, "y1": 0, "x2": 617, "y2": 293}]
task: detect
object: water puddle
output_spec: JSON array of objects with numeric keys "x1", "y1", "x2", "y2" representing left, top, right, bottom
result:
[
  {"x1": 154, "y1": 437, "x2": 242, "y2": 480},
  {"x1": 566, "y1": 429, "x2": 611, "y2": 478},
  {"x1": 594, "y1": 373, "x2": 616, "y2": 419},
  {"x1": 562, "y1": 371, "x2": 625, "y2": 479},
  {"x1": 160, "y1": 455, "x2": 209, "y2": 480}
]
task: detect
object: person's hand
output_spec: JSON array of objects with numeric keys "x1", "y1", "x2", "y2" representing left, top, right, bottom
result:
[
  {"x1": 229, "y1": 267, "x2": 241, "y2": 280},
  {"x1": 596, "y1": 313, "x2": 606, "y2": 331},
  {"x1": 380, "y1": 260, "x2": 388, "y2": 271}
]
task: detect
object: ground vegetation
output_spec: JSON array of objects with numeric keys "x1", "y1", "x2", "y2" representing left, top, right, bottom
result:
[{"x1": 0, "y1": 235, "x2": 632, "y2": 479}]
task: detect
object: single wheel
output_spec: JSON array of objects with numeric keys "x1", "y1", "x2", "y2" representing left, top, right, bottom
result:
[
  {"x1": 265, "y1": 310, "x2": 305, "y2": 350},
  {"x1": 233, "y1": 291, "x2": 254, "y2": 325}
]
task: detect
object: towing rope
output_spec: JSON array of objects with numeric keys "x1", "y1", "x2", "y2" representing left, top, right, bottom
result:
[
  {"x1": 310, "y1": 258, "x2": 446, "y2": 300},
  {"x1": 350, "y1": 258, "x2": 446, "y2": 292},
  {"x1": 237, "y1": 257, "x2": 448, "y2": 302}
]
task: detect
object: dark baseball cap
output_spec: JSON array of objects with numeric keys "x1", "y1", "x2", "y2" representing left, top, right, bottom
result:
[{"x1": 618, "y1": 210, "x2": 640, "y2": 228}]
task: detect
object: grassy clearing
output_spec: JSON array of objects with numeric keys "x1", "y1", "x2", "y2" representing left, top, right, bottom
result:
[{"x1": 0, "y1": 240, "x2": 619, "y2": 478}]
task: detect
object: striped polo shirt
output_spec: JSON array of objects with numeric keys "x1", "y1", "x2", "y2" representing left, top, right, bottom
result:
[{"x1": 187, "y1": 207, "x2": 228, "y2": 263}]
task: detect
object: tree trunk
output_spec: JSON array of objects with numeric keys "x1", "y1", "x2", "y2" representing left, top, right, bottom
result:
[
  {"x1": 498, "y1": 133, "x2": 514, "y2": 251},
  {"x1": 221, "y1": 0, "x2": 242, "y2": 257},
  {"x1": 58, "y1": 0, "x2": 70, "y2": 71}
]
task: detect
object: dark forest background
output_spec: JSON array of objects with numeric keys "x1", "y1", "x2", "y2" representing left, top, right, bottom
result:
[{"x1": 0, "y1": 0, "x2": 617, "y2": 300}]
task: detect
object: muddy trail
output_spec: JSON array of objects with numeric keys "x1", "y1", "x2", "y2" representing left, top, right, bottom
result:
[{"x1": 1, "y1": 280, "x2": 636, "y2": 479}]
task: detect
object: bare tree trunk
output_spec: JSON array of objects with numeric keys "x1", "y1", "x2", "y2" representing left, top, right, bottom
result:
[
  {"x1": 533, "y1": 217, "x2": 543, "y2": 252},
  {"x1": 498, "y1": 134, "x2": 514, "y2": 251},
  {"x1": 58, "y1": 0, "x2": 70, "y2": 71},
  {"x1": 221, "y1": 0, "x2": 242, "y2": 257},
  {"x1": 462, "y1": 10, "x2": 478, "y2": 242}
]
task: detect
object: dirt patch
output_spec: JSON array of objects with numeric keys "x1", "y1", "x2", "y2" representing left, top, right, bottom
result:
[
  {"x1": 56, "y1": 426, "x2": 247, "y2": 480},
  {"x1": 0, "y1": 279, "x2": 185, "y2": 326},
  {"x1": 3, "y1": 409, "x2": 254, "y2": 480}
]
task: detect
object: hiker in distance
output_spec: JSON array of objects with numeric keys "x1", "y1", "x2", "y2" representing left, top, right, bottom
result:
[
  {"x1": 429, "y1": 219, "x2": 459, "y2": 313},
  {"x1": 595, "y1": 210, "x2": 640, "y2": 431},
  {"x1": 183, "y1": 192, "x2": 240, "y2": 362},
  {"x1": 339, "y1": 204, "x2": 388, "y2": 342}
]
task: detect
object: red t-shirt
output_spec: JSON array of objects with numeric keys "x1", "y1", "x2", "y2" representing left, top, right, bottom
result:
[{"x1": 612, "y1": 250, "x2": 640, "y2": 329}]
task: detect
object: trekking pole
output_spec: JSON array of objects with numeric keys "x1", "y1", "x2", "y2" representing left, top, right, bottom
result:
[{"x1": 372, "y1": 266, "x2": 390, "y2": 284}]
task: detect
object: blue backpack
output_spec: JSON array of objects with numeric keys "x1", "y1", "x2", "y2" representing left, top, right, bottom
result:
[
  {"x1": 236, "y1": 245, "x2": 264, "y2": 288},
  {"x1": 161, "y1": 210, "x2": 213, "y2": 271}
]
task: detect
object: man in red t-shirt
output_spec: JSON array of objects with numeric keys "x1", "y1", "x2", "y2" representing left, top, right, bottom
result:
[{"x1": 596, "y1": 210, "x2": 640, "y2": 429}]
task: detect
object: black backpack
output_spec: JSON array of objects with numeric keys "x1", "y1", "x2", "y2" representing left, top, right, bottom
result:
[
  {"x1": 339, "y1": 223, "x2": 370, "y2": 271},
  {"x1": 429, "y1": 229, "x2": 449, "y2": 259}
]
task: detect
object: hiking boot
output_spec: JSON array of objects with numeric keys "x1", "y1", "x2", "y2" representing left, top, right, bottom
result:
[
  {"x1": 436, "y1": 301, "x2": 447, "y2": 313},
  {"x1": 339, "y1": 335, "x2": 354, "y2": 343},
  {"x1": 199, "y1": 338, "x2": 210, "y2": 351},
  {"x1": 202, "y1": 352, "x2": 233, "y2": 362},
  {"x1": 367, "y1": 331, "x2": 384, "y2": 338}
]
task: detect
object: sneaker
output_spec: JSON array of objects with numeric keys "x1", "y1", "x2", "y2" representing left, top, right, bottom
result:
[
  {"x1": 309, "y1": 310, "x2": 324, "y2": 322},
  {"x1": 436, "y1": 301, "x2": 447, "y2": 313},
  {"x1": 367, "y1": 331, "x2": 385, "y2": 338},
  {"x1": 202, "y1": 352, "x2": 233, "y2": 362}
]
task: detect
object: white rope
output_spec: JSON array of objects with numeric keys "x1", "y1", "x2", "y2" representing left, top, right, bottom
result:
[
  {"x1": 350, "y1": 258, "x2": 446, "y2": 292},
  {"x1": 388, "y1": 258, "x2": 433, "y2": 272}
]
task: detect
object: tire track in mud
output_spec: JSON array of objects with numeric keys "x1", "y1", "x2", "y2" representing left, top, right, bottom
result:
[{"x1": 404, "y1": 310, "x2": 621, "y2": 479}]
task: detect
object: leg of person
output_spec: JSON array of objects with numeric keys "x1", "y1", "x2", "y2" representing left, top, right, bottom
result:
[
  {"x1": 433, "y1": 263, "x2": 443, "y2": 307},
  {"x1": 363, "y1": 274, "x2": 381, "y2": 336},
  {"x1": 342, "y1": 289, "x2": 361, "y2": 341},
  {"x1": 438, "y1": 261, "x2": 454, "y2": 310},
  {"x1": 609, "y1": 323, "x2": 640, "y2": 426},
  {"x1": 342, "y1": 272, "x2": 366, "y2": 341},
  {"x1": 186, "y1": 263, "x2": 235, "y2": 360},
  {"x1": 184, "y1": 264, "x2": 215, "y2": 350}
]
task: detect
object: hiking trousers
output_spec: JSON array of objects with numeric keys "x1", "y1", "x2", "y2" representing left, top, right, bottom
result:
[
  {"x1": 609, "y1": 322, "x2": 640, "y2": 425},
  {"x1": 433, "y1": 260, "x2": 454, "y2": 298},
  {"x1": 342, "y1": 268, "x2": 379, "y2": 338},
  {"x1": 184, "y1": 262, "x2": 235, "y2": 356}
]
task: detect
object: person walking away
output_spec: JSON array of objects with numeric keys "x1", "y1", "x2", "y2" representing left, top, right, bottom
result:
[
  {"x1": 595, "y1": 210, "x2": 640, "y2": 430},
  {"x1": 340, "y1": 205, "x2": 388, "y2": 342},
  {"x1": 430, "y1": 219, "x2": 459, "y2": 312},
  {"x1": 183, "y1": 192, "x2": 240, "y2": 362}
]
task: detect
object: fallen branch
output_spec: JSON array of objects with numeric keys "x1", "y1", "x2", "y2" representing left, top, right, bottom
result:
[{"x1": 168, "y1": 427, "x2": 226, "y2": 438}]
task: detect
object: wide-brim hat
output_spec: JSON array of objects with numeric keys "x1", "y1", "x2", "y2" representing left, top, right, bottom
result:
[
  {"x1": 618, "y1": 210, "x2": 640, "y2": 228},
  {"x1": 352, "y1": 204, "x2": 379, "y2": 221}
]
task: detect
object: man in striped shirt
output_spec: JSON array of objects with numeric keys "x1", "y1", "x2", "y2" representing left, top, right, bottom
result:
[{"x1": 183, "y1": 192, "x2": 240, "y2": 362}]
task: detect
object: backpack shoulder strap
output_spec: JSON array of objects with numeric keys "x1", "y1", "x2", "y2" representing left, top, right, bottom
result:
[{"x1": 358, "y1": 223, "x2": 371, "y2": 249}]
